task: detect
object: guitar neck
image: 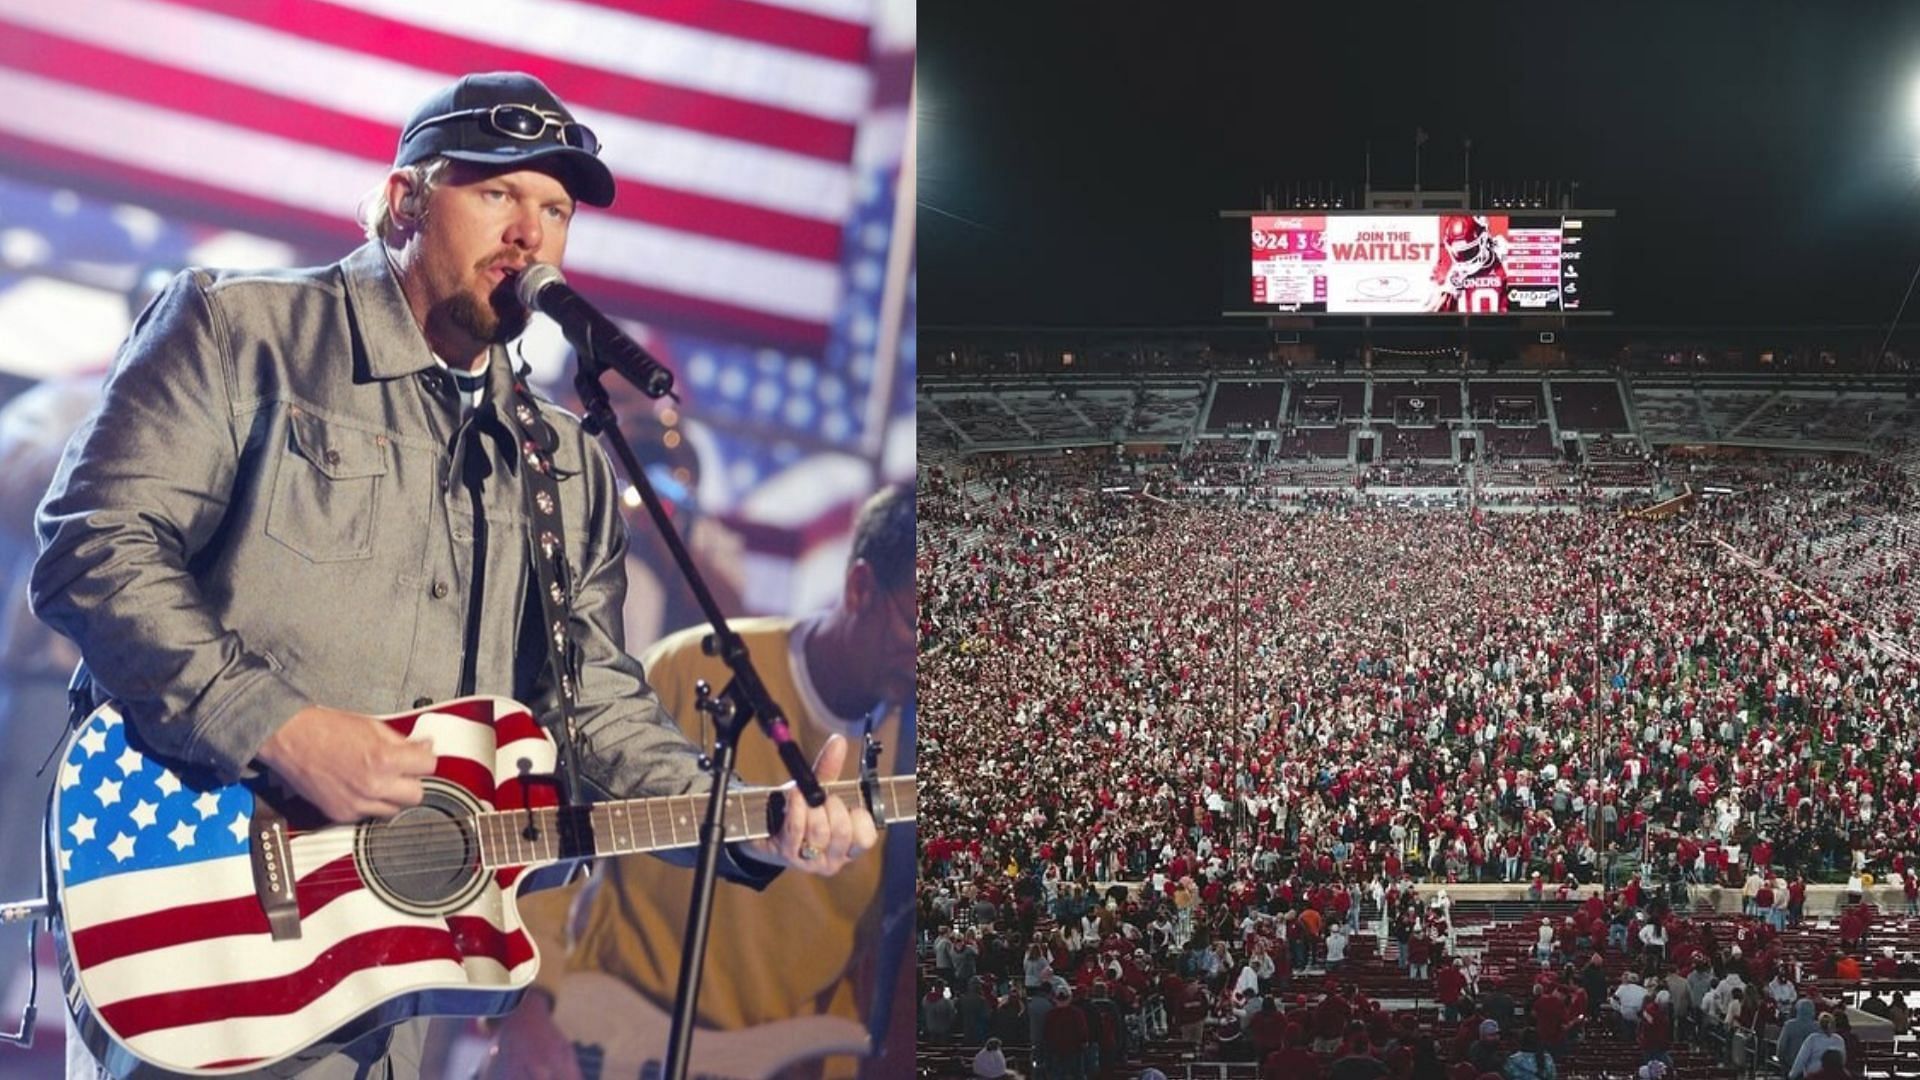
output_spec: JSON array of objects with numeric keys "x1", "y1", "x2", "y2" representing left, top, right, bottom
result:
[{"x1": 472, "y1": 776, "x2": 916, "y2": 869}]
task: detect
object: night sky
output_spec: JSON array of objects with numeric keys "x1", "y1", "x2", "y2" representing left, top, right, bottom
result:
[{"x1": 922, "y1": 2, "x2": 1920, "y2": 329}]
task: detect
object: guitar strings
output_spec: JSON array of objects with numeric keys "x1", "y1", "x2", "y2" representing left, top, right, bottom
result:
[
  {"x1": 277, "y1": 795, "x2": 918, "y2": 890},
  {"x1": 250, "y1": 778, "x2": 912, "y2": 889},
  {"x1": 69, "y1": 774, "x2": 910, "y2": 893},
  {"x1": 286, "y1": 791, "x2": 795, "y2": 884}
]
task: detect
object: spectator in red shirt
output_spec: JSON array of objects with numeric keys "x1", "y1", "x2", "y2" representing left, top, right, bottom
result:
[
  {"x1": 1839, "y1": 907, "x2": 1867, "y2": 950},
  {"x1": 1261, "y1": 1023, "x2": 1321, "y2": 1080},
  {"x1": 1453, "y1": 1007, "x2": 1487, "y2": 1062},
  {"x1": 1041, "y1": 985, "x2": 1091, "y2": 1080},
  {"x1": 1533, "y1": 984, "x2": 1568, "y2": 1055},
  {"x1": 1875, "y1": 947, "x2": 1900, "y2": 978},
  {"x1": 1247, "y1": 996, "x2": 1289, "y2": 1062},
  {"x1": 1639, "y1": 991, "x2": 1673, "y2": 1071},
  {"x1": 1408, "y1": 933, "x2": 1432, "y2": 980},
  {"x1": 1436, "y1": 958, "x2": 1469, "y2": 1021}
]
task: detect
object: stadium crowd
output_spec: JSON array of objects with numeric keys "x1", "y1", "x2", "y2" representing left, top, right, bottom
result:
[
  {"x1": 917, "y1": 452, "x2": 1920, "y2": 1077},
  {"x1": 1704, "y1": 452, "x2": 1919, "y2": 651}
]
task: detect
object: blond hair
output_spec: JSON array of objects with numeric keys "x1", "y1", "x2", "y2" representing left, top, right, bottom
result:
[{"x1": 357, "y1": 156, "x2": 453, "y2": 245}]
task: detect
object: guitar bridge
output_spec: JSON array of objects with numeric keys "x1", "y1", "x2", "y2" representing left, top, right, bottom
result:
[{"x1": 248, "y1": 802, "x2": 301, "y2": 941}]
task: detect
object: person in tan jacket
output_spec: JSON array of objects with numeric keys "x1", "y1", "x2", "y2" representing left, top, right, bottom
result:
[{"x1": 487, "y1": 486, "x2": 913, "y2": 1080}]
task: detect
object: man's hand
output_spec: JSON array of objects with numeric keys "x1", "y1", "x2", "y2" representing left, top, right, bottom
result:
[
  {"x1": 482, "y1": 990, "x2": 582, "y2": 1080},
  {"x1": 746, "y1": 733, "x2": 880, "y2": 876},
  {"x1": 254, "y1": 705, "x2": 437, "y2": 823}
]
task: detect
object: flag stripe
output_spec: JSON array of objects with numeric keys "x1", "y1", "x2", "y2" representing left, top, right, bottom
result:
[
  {"x1": 0, "y1": 22, "x2": 843, "y2": 262},
  {"x1": 321, "y1": 0, "x2": 871, "y2": 123},
  {"x1": 0, "y1": 5, "x2": 856, "y2": 226},
  {"x1": 0, "y1": 128, "x2": 830, "y2": 343},
  {"x1": 70, "y1": 851, "x2": 365, "y2": 967},
  {"x1": 572, "y1": 212, "x2": 842, "y2": 323},
  {"x1": 407, "y1": 708, "x2": 557, "y2": 794},
  {"x1": 116, "y1": 956, "x2": 480, "y2": 1066},
  {"x1": 0, "y1": 75, "x2": 838, "y2": 339},
  {"x1": 102, "y1": 928, "x2": 456, "y2": 1037},
  {"x1": 142, "y1": 953, "x2": 499, "y2": 1060},
  {"x1": 79, "y1": 871, "x2": 518, "y2": 1001},
  {"x1": 448, "y1": 913, "x2": 538, "y2": 972},
  {"x1": 0, "y1": 0, "x2": 875, "y2": 344},
  {"x1": 165, "y1": 0, "x2": 862, "y2": 160},
  {"x1": 164, "y1": 952, "x2": 513, "y2": 1070},
  {"x1": 395, "y1": 698, "x2": 546, "y2": 744},
  {"x1": 566, "y1": 0, "x2": 872, "y2": 63},
  {"x1": 0, "y1": 128, "x2": 366, "y2": 253},
  {"x1": 735, "y1": 0, "x2": 874, "y2": 24}
]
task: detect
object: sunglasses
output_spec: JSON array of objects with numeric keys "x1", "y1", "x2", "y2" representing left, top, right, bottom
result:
[{"x1": 406, "y1": 104, "x2": 600, "y2": 156}]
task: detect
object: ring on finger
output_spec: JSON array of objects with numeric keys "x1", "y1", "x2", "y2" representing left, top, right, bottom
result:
[{"x1": 798, "y1": 842, "x2": 821, "y2": 862}]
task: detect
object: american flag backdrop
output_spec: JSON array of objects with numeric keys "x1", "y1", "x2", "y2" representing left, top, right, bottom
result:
[
  {"x1": 0, "y1": 0, "x2": 872, "y2": 344},
  {"x1": 0, "y1": 0, "x2": 916, "y2": 608},
  {"x1": 0, "y1": 5, "x2": 914, "y2": 1070}
]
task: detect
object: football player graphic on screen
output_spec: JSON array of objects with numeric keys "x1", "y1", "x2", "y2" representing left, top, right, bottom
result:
[{"x1": 1427, "y1": 214, "x2": 1509, "y2": 312}]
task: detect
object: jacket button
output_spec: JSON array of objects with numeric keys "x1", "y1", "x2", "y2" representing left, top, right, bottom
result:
[
  {"x1": 412, "y1": 697, "x2": 434, "y2": 709},
  {"x1": 431, "y1": 581, "x2": 450, "y2": 599},
  {"x1": 324, "y1": 448, "x2": 341, "y2": 467}
]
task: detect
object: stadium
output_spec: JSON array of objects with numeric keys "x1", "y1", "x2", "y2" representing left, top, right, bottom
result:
[{"x1": 921, "y1": 7, "x2": 1920, "y2": 1080}]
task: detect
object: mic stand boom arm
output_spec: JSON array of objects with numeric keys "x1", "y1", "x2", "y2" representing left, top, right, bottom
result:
[{"x1": 561, "y1": 332, "x2": 825, "y2": 1080}]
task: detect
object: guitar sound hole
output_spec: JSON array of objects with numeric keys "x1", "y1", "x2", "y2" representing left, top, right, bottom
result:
[{"x1": 357, "y1": 782, "x2": 483, "y2": 914}]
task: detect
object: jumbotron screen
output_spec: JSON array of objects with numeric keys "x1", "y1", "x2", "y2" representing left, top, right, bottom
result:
[{"x1": 1220, "y1": 211, "x2": 1614, "y2": 316}]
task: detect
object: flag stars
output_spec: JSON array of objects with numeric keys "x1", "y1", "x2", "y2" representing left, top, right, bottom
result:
[
  {"x1": 154, "y1": 770, "x2": 181, "y2": 798},
  {"x1": 228, "y1": 812, "x2": 249, "y2": 844},
  {"x1": 68, "y1": 813, "x2": 96, "y2": 845},
  {"x1": 77, "y1": 727, "x2": 108, "y2": 757},
  {"x1": 115, "y1": 746, "x2": 145, "y2": 777},
  {"x1": 107, "y1": 832, "x2": 137, "y2": 863},
  {"x1": 167, "y1": 820, "x2": 197, "y2": 852},
  {"x1": 94, "y1": 777, "x2": 122, "y2": 807},
  {"x1": 193, "y1": 791, "x2": 221, "y2": 821},
  {"x1": 129, "y1": 800, "x2": 159, "y2": 830}
]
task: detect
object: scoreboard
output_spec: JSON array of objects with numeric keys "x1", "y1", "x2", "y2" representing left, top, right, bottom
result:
[{"x1": 1221, "y1": 211, "x2": 1613, "y2": 316}]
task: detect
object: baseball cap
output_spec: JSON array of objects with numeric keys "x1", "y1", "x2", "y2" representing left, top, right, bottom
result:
[{"x1": 395, "y1": 72, "x2": 616, "y2": 207}]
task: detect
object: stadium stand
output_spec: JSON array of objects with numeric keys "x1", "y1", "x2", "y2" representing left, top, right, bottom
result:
[{"x1": 917, "y1": 349, "x2": 1920, "y2": 1076}]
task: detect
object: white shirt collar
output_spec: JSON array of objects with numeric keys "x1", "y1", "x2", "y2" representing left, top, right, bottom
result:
[{"x1": 434, "y1": 354, "x2": 490, "y2": 415}]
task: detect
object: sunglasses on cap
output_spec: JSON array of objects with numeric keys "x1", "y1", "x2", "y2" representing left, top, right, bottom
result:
[{"x1": 404, "y1": 103, "x2": 601, "y2": 155}]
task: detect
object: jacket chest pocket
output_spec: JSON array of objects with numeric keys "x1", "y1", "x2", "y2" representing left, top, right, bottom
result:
[{"x1": 265, "y1": 409, "x2": 389, "y2": 563}]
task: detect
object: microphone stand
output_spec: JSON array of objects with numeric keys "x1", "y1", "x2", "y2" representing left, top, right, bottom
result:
[{"x1": 561, "y1": 336, "x2": 825, "y2": 1080}]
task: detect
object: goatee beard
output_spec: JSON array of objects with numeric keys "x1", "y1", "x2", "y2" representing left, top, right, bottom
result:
[{"x1": 442, "y1": 285, "x2": 529, "y2": 346}]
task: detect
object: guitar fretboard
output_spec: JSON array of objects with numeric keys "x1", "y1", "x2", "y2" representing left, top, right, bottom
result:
[{"x1": 472, "y1": 776, "x2": 915, "y2": 869}]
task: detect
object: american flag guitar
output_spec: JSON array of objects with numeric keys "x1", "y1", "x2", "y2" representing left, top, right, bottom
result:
[{"x1": 46, "y1": 696, "x2": 915, "y2": 1078}]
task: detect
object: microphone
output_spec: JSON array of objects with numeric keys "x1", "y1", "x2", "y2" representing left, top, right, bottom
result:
[{"x1": 515, "y1": 263, "x2": 676, "y2": 400}]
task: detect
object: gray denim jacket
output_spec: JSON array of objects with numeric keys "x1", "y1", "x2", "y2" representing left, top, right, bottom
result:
[{"x1": 31, "y1": 241, "x2": 749, "y2": 809}]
